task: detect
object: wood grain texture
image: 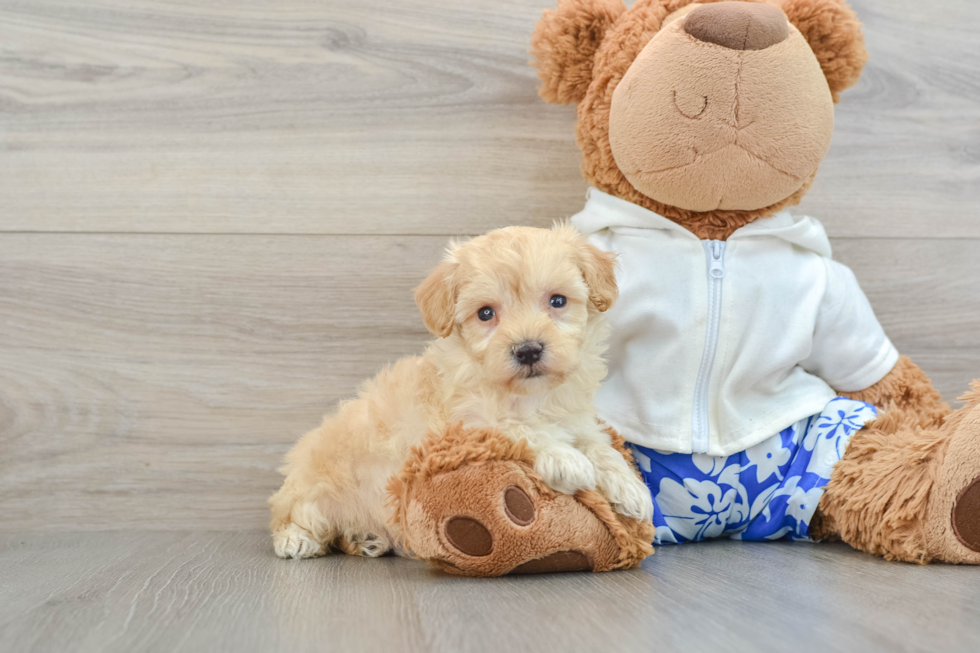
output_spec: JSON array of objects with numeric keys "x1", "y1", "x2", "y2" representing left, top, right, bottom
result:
[
  {"x1": 0, "y1": 234, "x2": 978, "y2": 532},
  {"x1": 1, "y1": 1, "x2": 979, "y2": 648},
  {"x1": 1, "y1": 532, "x2": 979, "y2": 653},
  {"x1": 1, "y1": 0, "x2": 978, "y2": 237},
  {"x1": 0, "y1": 234, "x2": 439, "y2": 531}
]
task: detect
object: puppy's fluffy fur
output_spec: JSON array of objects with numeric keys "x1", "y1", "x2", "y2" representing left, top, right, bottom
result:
[{"x1": 268, "y1": 224, "x2": 653, "y2": 559}]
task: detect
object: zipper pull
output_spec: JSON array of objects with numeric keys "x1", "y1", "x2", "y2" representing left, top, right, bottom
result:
[{"x1": 709, "y1": 241, "x2": 725, "y2": 279}]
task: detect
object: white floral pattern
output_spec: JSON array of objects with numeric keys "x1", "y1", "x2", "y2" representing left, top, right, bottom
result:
[
  {"x1": 744, "y1": 434, "x2": 792, "y2": 484},
  {"x1": 630, "y1": 398, "x2": 877, "y2": 544},
  {"x1": 692, "y1": 453, "x2": 728, "y2": 476},
  {"x1": 658, "y1": 478, "x2": 739, "y2": 541}
]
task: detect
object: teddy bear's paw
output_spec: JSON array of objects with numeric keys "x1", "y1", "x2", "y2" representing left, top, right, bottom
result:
[
  {"x1": 391, "y1": 428, "x2": 655, "y2": 576},
  {"x1": 273, "y1": 523, "x2": 326, "y2": 559},
  {"x1": 533, "y1": 444, "x2": 596, "y2": 496}
]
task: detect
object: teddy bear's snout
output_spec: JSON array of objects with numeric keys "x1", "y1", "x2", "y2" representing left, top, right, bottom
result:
[
  {"x1": 606, "y1": 0, "x2": 837, "y2": 211},
  {"x1": 684, "y1": 1, "x2": 789, "y2": 52}
]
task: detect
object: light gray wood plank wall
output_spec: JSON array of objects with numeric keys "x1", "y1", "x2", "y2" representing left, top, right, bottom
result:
[
  {"x1": 1, "y1": 235, "x2": 978, "y2": 532},
  {"x1": 0, "y1": 0, "x2": 978, "y2": 237},
  {"x1": 1, "y1": 0, "x2": 979, "y2": 535}
]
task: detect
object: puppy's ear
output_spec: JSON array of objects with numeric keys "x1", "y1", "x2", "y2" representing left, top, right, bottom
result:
[
  {"x1": 782, "y1": 0, "x2": 868, "y2": 102},
  {"x1": 577, "y1": 239, "x2": 618, "y2": 312},
  {"x1": 415, "y1": 258, "x2": 458, "y2": 338},
  {"x1": 531, "y1": 0, "x2": 627, "y2": 104}
]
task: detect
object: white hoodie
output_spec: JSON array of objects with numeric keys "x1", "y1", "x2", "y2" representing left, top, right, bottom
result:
[{"x1": 572, "y1": 188, "x2": 898, "y2": 456}]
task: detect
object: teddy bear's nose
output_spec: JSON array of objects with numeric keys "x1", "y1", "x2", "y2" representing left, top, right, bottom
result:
[{"x1": 684, "y1": 1, "x2": 789, "y2": 51}]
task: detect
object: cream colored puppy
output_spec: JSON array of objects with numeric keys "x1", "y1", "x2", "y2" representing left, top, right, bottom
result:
[{"x1": 268, "y1": 224, "x2": 653, "y2": 559}]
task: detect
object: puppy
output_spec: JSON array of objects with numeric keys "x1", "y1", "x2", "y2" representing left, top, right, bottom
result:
[{"x1": 268, "y1": 224, "x2": 653, "y2": 559}]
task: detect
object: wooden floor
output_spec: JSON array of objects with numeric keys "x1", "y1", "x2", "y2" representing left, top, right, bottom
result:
[
  {"x1": 2, "y1": 533, "x2": 979, "y2": 653},
  {"x1": 1, "y1": 0, "x2": 979, "y2": 651}
]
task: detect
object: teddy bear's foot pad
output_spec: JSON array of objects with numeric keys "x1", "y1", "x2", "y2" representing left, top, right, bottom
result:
[
  {"x1": 444, "y1": 516, "x2": 494, "y2": 557},
  {"x1": 509, "y1": 550, "x2": 593, "y2": 574},
  {"x1": 442, "y1": 485, "x2": 539, "y2": 558},
  {"x1": 952, "y1": 476, "x2": 980, "y2": 553}
]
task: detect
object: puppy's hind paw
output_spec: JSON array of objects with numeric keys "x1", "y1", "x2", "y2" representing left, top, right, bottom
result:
[
  {"x1": 533, "y1": 445, "x2": 597, "y2": 496},
  {"x1": 273, "y1": 524, "x2": 326, "y2": 559},
  {"x1": 339, "y1": 532, "x2": 392, "y2": 558}
]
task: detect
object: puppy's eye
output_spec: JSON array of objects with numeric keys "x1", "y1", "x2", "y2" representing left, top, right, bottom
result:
[
  {"x1": 549, "y1": 295, "x2": 567, "y2": 309},
  {"x1": 477, "y1": 306, "x2": 495, "y2": 322}
]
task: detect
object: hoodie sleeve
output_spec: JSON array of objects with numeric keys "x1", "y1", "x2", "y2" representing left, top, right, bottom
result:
[{"x1": 799, "y1": 258, "x2": 899, "y2": 392}]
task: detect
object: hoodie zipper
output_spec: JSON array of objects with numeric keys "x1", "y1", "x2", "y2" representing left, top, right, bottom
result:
[{"x1": 691, "y1": 240, "x2": 726, "y2": 453}]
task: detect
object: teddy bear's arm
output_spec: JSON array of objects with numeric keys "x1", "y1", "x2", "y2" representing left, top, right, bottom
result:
[{"x1": 836, "y1": 355, "x2": 950, "y2": 429}]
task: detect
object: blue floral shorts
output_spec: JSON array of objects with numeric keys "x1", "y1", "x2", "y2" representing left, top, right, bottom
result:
[{"x1": 629, "y1": 397, "x2": 878, "y2": 544}]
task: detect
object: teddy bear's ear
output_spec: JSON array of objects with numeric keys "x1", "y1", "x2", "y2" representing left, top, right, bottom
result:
[
  {"x1": 531, "y1": 0, "x2": 628, "y2": 104},
  {"x1": 781, "y1": 0, "x2": 868, "y2": 102}
]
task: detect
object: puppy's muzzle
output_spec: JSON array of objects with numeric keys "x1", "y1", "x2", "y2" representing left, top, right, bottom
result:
[{"x1": 512, "y1": 341, "x2": 545, "y2": 367}]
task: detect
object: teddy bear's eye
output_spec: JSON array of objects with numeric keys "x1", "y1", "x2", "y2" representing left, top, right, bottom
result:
[
  {"x1": 477, "y1": 306, "x2": 495, "y2": 321},
  {"x1": 549, "y1": 295, "x2": 567, "y2": 309},
  {"x1": 673, "y1": 90, "x2": 708, "y2": 120}
]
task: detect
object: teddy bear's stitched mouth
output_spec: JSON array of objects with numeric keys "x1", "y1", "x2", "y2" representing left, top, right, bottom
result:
[{"x1": 625, "y1": 143, "x2": 802, "y2": 181}]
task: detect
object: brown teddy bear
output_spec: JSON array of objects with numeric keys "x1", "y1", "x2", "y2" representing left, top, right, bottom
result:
[{"x1": 388, "y1": 0, "x2": 980, "y2": 574}]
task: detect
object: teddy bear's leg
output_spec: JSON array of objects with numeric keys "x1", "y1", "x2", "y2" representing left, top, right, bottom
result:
[
  {"x1": 923, "y1": 388, "x2": 980, "y2": 562},
  {"x1": 387, "y1": 425, "x2": 654, "y2": 577},
  {"x1": 813, "y1": 382, "x2": 980, "y2": 564}
]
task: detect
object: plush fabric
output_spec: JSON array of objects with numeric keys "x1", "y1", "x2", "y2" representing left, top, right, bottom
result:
[
  {"x1": 387, "y1": 424, "x2": 655, "y2": 576},
  {"x1": 781, "y1": 0, "x2": 868, "y2": 103},
  {"x1": 684, "y1": 2, "x2": 789, "y2": 51},
  {"x1": 608, "y1": 12, "x2": 833, "y2": 211},
  {"x1": 530, "y1": 0, "x2": 858, "y2": 238},
  {"x1": 839, "y1": 355, "x2": 950, "y2": 430},
  {"x1": 531, "y1": 0, "x2": 628, "y2": 105}
]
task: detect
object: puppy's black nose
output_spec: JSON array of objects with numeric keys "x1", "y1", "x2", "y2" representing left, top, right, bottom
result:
[{"x1": 513, "y1": 342, "x2": 544, "y2": 366}]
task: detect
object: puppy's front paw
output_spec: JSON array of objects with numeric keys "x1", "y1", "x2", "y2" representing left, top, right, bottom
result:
[
  {"x1": 533, "y1": 445, "x2": 596, "y2": 495},
  {"x1": 273, "y1": 523, "x2": 325, "y2": 559},
  {"x1": 598, "y1": 467, "x2": 654, "y2": 523}
]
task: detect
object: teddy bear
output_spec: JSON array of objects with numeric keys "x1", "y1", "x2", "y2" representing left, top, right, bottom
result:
[{"x1": 387, "y1": 0, "x2": 980, "y2": 575}]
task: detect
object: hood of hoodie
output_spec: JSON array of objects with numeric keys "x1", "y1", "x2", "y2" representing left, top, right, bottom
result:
[{"x1": 570, "y1": 188, "x2": 833, "y2": 259}]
